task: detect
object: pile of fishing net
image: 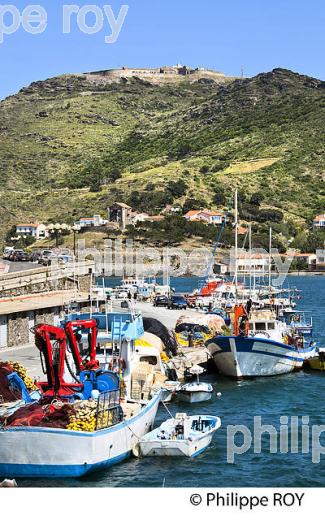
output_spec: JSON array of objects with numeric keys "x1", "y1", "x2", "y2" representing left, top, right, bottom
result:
[
  {"x1": 2, "y1": 399, "x2": 109, "y2": 432},
  {"x1": 143, "y1": 317, "x2": 178, "y2": 356},
  {"x1": 3, "y1": 400, "x2": 75, "y2": 429},
  {"x1": 0, "y1": 362, "x2": 22, "y2": 402}
]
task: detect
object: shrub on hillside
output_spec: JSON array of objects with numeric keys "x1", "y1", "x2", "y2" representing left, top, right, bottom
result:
[
  {"x1": 167, "y1": 179, "x2": 187, "y2": 198},
  {"x1": 250, "y1": 192, "x2": 265, "y2": 206},
  {"x1": 212, "y1": 161, "x2": 230, "y2": 172},
  {"x1": 109, "y1": 168, "x2": 122, "y2": 182},
  {"x1": 182, "y1": 198, "x2": 205, "y2": 214},
  {"x1": 128, "y1": 189, "x2": 173, "y2": 213}
]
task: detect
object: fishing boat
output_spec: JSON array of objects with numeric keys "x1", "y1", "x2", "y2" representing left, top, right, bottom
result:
[
  {"x1": 207, "y1": 306, "x2": 316, "y2": 378},
  {"x1": 178, "y1": 381, "x2": 213, "y2": 403},
  {"x1": 177, "y1": 366, "x2": 213, "y2": 403},
  {"x1": 0, "y1": 308, "x2": 163, "y2": 479},
  {"x1": 279, "y1": 310, "x2": 313, "y2": 337},
  {"x1": 112, "y1": 276, "x2": 170, "y2": 301},
  {"x1": 206, "y1": 191, "x2": 316, "y2": 378},
  {"x1": 0, "y1": 392, "x2": 161, "y2": 478},
  {"x1": 138, "y1": 413, "x2": 221, "y2": 457}
]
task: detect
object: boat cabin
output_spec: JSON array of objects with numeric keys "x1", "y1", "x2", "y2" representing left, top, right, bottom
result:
[{"x1": 247, "y1": 310, "x2": 285, "y2": 341}]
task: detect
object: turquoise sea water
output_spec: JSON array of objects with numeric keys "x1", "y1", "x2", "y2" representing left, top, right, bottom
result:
[{"x1": 20, "y1": 275, "x2": 325, "y2": 487}]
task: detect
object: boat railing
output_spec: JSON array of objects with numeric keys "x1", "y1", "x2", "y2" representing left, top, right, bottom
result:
[{"x1": 95, "y1": 389, "x2": 123, "y2": 431}]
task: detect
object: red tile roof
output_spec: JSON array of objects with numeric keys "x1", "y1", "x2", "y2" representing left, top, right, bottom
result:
[
  {"x1": 184, "y1": 210, "x2": 201, "y2": 218},
  {"x1": 201, "y1": 210, "x2": 223, "y2": 217},
  {"x1": 16, "y1": 223, "x2": 39, "y2": 228}
]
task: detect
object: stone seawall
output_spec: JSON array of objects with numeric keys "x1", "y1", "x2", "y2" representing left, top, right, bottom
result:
[{"x1": 0, "y1": 262, "x2": 94, "y2": 298}]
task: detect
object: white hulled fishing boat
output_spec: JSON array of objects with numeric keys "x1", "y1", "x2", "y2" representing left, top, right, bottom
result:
[
  {"x1": 138, "y1": 413, "x2": 221, "y2": 457},
  {"x1": 207, "y1": 192, "x2": 316, "y2": 378},
  {"x1": 207, "y1": 307, "x2": 316, "y2": 378},
  {"x1": 177, "y1": 367, "x2": 213, "y2": 403},
  {"x1": 0, "y1": 308, "x2": 162, "y2": 478}
]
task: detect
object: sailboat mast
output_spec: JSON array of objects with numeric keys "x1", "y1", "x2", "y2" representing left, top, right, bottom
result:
[
  {"x1": 268, "y1": 227, "x2": 272, "y2": 291},
  {"x1": 234, "y1": 189, "x2": 238, "y2": 301},
  {"x1": 249, "y1": 222, "x2": 252, "y2": 297}
]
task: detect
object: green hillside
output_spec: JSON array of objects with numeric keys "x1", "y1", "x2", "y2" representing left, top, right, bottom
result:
[{"x1": 0, "y1": 67, "x2": 324, "y2": 248}]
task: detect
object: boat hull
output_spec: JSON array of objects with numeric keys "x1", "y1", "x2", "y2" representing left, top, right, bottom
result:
[
  {"x1": 207, "y1": 336, "x2": 315, "y2": 378},
  {"x1": 308, "y1": 357, "x2": 325, "y2": 371},
  {"x1": 139, "y1": 434, "x2": 214, "y2": 457},
  {"x1": 178, "y1": 391, "x2": 213, "y2": 404},
  {"x1": 0, "y1": 392, "x2": 161, "y2": 479}
]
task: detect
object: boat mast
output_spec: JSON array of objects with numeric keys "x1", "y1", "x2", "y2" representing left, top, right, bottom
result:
[
  {"x1": 163, "y1": 248, "x2": 170, "y2": 295},
  {"x1": 249, "y1": 222, "x2": 252, "y2": 297},
  {"x1": 234, "y1": 189, "x2": 238, "y2": 302},
  {"x1": 268, "y1": 227, "x2": 272, "y2": 292}
]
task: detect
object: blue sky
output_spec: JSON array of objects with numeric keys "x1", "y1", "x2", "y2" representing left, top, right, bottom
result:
[{"x1": 0, "y1": 0, "x2": 324, "y2": 100}]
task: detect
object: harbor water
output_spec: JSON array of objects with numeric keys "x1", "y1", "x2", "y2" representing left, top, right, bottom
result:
[{"x1": 19, "y1": 275, "x2": 325, "y2": 487}]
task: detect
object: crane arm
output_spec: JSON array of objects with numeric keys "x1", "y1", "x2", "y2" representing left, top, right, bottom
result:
[{"x1": 64, "y1": 319, "x2": 99, "y2": 374}]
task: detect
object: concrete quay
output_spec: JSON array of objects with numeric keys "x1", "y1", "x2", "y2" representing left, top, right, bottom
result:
[{"x1": 0, "y1": 300, "x2": 211, "y2": 379}]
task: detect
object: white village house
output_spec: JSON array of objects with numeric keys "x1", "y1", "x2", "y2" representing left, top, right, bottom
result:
[
  {"x1": 313, "y1": 214, "x2": 325, "y2": 229},
  {"x1": 15, "y1": 223, "x2": 48, "y2": 240},
  {"x1": 236, "y1": 253, "x2": 270, "y2": 276},
  {"x1": 75, "y1": 215, "x2": 107, "y2": 229},
  {"x1": 184, "y1": 210, "x2": 224, "y2": 225}
]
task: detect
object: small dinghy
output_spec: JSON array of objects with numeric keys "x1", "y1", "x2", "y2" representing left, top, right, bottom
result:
[
  {"x1": 178, "y1": 366, "x2": 213, "y2": 403},
  {"x1": 138, "y1": 413, "x2": 221, "y2": 457},
  {"x1": 178, "y1": 382, "x2": 213, "y2": 403}
]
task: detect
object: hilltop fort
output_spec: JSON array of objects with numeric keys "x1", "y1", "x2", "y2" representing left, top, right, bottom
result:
[{"x1": 85, "y1": 64, "x2": 236, "y2": 85}]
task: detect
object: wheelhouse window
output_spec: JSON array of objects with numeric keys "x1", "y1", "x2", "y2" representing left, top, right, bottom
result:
[
  {"x1": 140, "y1": 356, "x2": 158, "y2": 366},
  {"x1": 255, "y1": 322, "x2": 266, "y2": 331}
]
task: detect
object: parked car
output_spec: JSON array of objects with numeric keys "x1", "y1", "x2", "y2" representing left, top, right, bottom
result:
[
  {"x1": 58, "y1": 254, "x2": 73, "y2": 264},
  {"x1": 38, "y1": 250, "x2": 53, "y2": 265},
  {"x1": 29, "y1": 251, "x2": 42, "y2": 263},
  {"x1": 10, "y1": 250, "x2": 25, "y2": 262},
  {"x1": 14, "y1": 251, "x2": 30, "y2": 262},
  {"x1": 40, "y1": 253, "x2": 58, "y2": 266},
  {"x1": 153, "y1": 295, "x2": 169, "y2": 307},
  {"x1": 167, "y1": 294, "x2": 187, "y2": 310}
]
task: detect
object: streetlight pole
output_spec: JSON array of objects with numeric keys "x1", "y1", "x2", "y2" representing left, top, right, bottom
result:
[
  {"x1": 72, "y1": 224, "x2": 81, "y2": 258},
  {"x1": 47, "y1": 223, "x2": 70, "y2": 249}
]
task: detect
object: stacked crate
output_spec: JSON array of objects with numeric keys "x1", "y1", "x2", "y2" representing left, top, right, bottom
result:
[
  {"x1": 131, "y1": 362, "x2": 168, "y2": 400},
  {"x1": 131, "y1": 362, "x2": 153, "y2": 400}
]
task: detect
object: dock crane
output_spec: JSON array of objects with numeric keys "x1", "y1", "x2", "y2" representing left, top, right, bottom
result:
[
  {"x1": 64, "y1": 318, "x2": 99, "y2": 374},
  {"x1": 33, "y1": 321, "x2": 119, "y2": 401},
  {"x1": 33, "y1": 324, "x2": 84, "y2": 398}
]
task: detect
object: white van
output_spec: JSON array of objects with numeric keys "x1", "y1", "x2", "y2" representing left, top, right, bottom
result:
[{"x1": 3, "y1": 247, "x2": 14, "y2": 259}]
